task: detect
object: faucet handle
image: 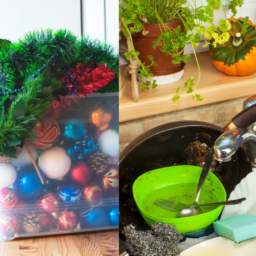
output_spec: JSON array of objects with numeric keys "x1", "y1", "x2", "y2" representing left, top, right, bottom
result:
[
  {"x1": 214, "y1": 128, "x2": 248, "y2": 162},
  {"x1": 214, "y1": 128, "x2": 256, "y2": 168},
  {"x1": 244, "y1": 95, "x2": 256, "y2": 109},
  {"x1": 225, "y1": 103, "x2": 256, "y2": 131},
  {"x1": 243, "y1": 95, "x2": 256, "y2": 132}
]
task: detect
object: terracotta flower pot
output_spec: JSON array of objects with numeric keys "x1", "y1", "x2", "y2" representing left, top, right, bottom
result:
[{"x1": 132, "y1": 20, "x2": 185, "y2": 76}]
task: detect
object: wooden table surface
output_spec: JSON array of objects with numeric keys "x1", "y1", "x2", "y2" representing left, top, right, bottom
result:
[
  {"x1": 0, "y1": 231, "x2": 119, "y2": 256},
  {"x1": 120, "y1": 52, "x2": 256, "y2": 122}
]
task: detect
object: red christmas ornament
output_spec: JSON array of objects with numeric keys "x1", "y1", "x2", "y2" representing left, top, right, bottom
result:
[
  {"x1": 38, "y1": 213, "x2": 52, "y2": 231},
  {"x1": 60, "y1": 62, "x2": 116, "y2": 97},
  {"x1": 0, "y1": 188, "x2": 18, "y2": 209},
  {"x1": 40, "y1": 193, "x2": 59, "y2": 214},
  {"x1": 0, "y1": 146, "x2": 21, "y2": 162},
  {"x1": 83, "y1": 183, "x2": 102, "y2": 202},
  {"x1": 97, "y1": 165, "x2": 119, "y2": 197},
  {"x1": 29, "y1": 118, "x2": 60, "y2": 149},
  {"x1": 59, "y1": 210, "x2": 77, "y2": 230},
  {"x1": 70, "y1": 162, "x2": 92, "y2": 185},
  {"x1": 0, "y1": 214, "x2": 20, "y2": 236}
]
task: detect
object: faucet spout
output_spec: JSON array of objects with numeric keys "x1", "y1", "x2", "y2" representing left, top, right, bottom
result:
[{"x1": 214, "y1": 128, "x2": 256, "y2": 168}]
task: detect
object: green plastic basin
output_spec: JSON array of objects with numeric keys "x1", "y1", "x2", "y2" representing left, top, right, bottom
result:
[{"x1": 133, "y1": 165, "x2": 226, "y2": 233}]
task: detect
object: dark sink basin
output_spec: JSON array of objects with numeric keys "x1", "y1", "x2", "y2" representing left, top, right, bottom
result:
[{"x1": 119, "y1": 121, "x2": 251, "y2": 254}]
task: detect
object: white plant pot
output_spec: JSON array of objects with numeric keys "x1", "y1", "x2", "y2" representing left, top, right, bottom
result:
[{"x1": 138, "y1": 65, "x2": 186, "y2": 86}]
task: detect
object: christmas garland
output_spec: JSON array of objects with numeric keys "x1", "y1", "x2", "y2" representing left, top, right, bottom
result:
[
  {"x1": 0, "y1": 30, "x2": 118, "y2": 157},
  {"x1": 0, "y1": 39, "x2": 11, "y2": 52}
]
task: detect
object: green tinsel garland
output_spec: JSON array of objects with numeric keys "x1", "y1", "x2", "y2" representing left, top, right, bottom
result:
[
  {"x1": 0, "y1": 39, "x2": 11, "y2": 52},
  {"x1": 0, "y1": 29, "x2": 118, "y2": 157}
]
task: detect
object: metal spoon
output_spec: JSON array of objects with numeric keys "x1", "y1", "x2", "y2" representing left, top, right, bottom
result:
[
  {"x1": 176, "y1": 198, "x2": 246, "y2": 218},
  {"x1": 155, "y1": 197, "x2": 246, "y2": 212},
  {"x1": 177, "y1": 146, "x2": 214, "y2": 218}
]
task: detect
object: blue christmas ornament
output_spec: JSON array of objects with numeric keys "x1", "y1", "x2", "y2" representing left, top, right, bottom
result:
[
  {"x1": 64, "y1": 119, "x2": 86, "y2": 140},
  {"x1": 58, "y1": 183, "x2": 81, "y2": 203},
  {"x1": 83, "y1": 147, "x2": 91, "y2": 154},
  {"x1": 67, "y1": 148, "x2": 75, "y2": 155},
  {"x1": 44, "y1": 176, "x2": 68, "y2": 193},
  {"x1": 80, "y1": 206, "x2": 105, "y2": 228},
  {"x1": 92, "y1": 145, "x2": 99, "y2": 151},
  {"x1": 87, "y1": 139, "x2": 94, "y2": 147},
  {"x1": 77, "y1": 153, "x2": 84, "y2": 160},
  {"x1": 14, "y1": 166, "x2": 45, "y2": 199},
  {"x1": 107, "y1": 206, "x2": 119, "y2": 226},
  {"x1": 74, "y1": 145, "x2": 80, "y2": 151},
  {"x1": 59, "y1": 123, "x2": 100, "y2": 161}
]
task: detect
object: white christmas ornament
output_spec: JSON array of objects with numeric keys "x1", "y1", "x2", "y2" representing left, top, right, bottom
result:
[
  {"x1": 98, "y1": 129, "x2": 119, "y2": 158},
  {"x1": 11, "y1": 144, "x2": 38, "y2": 168},
  {"x1": 39, "y1": 147, "x2": 71, "y2": 179},
  {"x1": 0, "y1": 163, "x2": 17, "y2": 189}
]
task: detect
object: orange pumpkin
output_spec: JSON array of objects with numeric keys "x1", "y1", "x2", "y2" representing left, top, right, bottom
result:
[
  {"x1": 91, "y1": 109, "x2": 112, "y2": 131},
  {"x1": 210, "y1": 18, "x2": 256, "y2": 76}
]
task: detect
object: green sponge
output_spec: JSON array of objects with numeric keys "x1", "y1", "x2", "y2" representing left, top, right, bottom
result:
[{"x1": 214, "y1": 214, "x2": 256, "y2": 243}]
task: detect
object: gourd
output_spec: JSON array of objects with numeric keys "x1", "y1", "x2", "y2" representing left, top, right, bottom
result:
[{"x1": 210, "y1": 18, "x2": 256, "y2": 76}]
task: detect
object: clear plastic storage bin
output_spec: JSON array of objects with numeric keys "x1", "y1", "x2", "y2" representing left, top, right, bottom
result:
[{"x1": 0, "y1": 94, "x2": 119, "y2": 241}]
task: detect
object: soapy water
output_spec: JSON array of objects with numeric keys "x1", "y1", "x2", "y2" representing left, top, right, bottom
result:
[{"x1": 142, "y1": 183, "x2": 220, "y2": 218}]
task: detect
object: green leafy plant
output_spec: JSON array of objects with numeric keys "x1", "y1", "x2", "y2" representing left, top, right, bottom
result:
[
  {"x1": 0, "y1": 30, "x2": 118, "y2": 157},
  {"x1": 120, "y1": 0, "x2": 246, "y2": 102}
]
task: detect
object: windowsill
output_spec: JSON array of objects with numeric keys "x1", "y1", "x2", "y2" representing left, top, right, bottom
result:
[{"x1": 119, "y1": 52, "x2": 256, "y2": 123}]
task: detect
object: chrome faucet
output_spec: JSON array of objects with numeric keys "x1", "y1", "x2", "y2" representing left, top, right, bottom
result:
[
  {"x1": 243, "y1": 97, "x2": 256, "y2": 132},
  {"x1": 214, "y1": 128, "x2": 256, "y2": 168}
]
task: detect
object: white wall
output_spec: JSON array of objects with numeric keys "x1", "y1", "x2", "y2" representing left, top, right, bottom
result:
[
  {"x1": 0, "y1": 0, "x2": 119, "y2": 50},
  {"x1": 105, "y1": 0, "x2": 119, "y2": 49},
  {"x1": 0, "y1": 0, "x2": 81, "y2": 41},
  {"x1": 82, "y1": 0, "x2": 118, "y2": 51},
  {"x1": 82, "y1": 0, "x2": 105, "y2": 42}
]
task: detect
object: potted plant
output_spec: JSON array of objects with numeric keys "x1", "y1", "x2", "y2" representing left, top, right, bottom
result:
[{"x1": 120, "y1": 0, "x2": 246, "y2": 102}]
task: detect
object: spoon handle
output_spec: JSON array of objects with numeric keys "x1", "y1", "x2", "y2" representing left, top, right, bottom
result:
[
  {"x1": 194, "y1": 146, "x2": 214, "y2": 204},
  {"x1": 195, "y1": 197, "x2": 246, "y2": 207}
]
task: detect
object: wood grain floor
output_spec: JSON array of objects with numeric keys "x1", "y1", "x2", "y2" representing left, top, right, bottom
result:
[{"x1": 0, "y1": 231, "x2": 119, "y2": 256}]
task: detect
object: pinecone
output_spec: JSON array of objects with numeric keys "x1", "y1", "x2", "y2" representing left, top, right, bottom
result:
[
  {"x1": 20, "y1": 212, "x2": 42, "y2": 233},
  {"x1": 88, "y1": 152, "x2": 109, "y2": 175}
]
